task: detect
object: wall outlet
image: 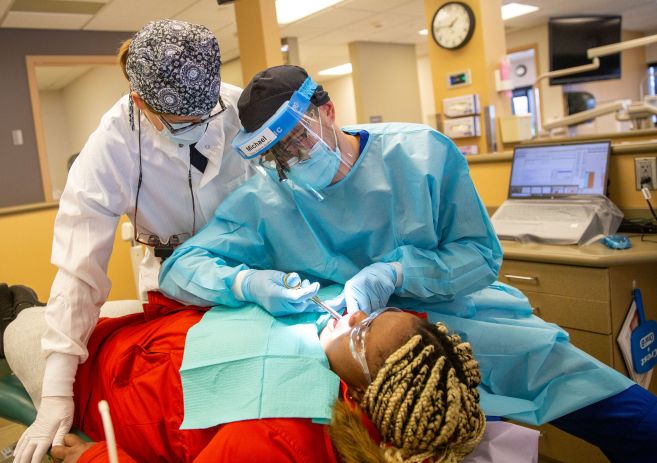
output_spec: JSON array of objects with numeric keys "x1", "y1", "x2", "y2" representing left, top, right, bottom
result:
[{"x1": 635, "y1": 157, "x2": 657, "y2": 190}]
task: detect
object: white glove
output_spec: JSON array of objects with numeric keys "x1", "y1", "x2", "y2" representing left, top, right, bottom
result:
[{"x1": 13, "y1": 396, "x2": 74, "y2": 463}]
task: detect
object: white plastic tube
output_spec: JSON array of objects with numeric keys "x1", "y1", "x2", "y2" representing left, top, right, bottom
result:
[{"x1": 98, "y1": 400, "x2": 119, "y2": 463}]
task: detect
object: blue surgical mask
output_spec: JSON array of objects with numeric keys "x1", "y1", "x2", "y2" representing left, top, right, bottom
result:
[
  {"x1": 162, "y1": 122, "x2": 208, "y2": 146},
  {"x1": 286, "y1": 140, "x2": 341, "y2": 191}
]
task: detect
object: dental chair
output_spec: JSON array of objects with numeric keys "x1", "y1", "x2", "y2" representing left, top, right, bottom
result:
[
  {"x1": 0, "y1": 360, "x2": 35, "y2": 427},
  {"x1": 0, "y1": 222, "x2": 144, "y2": 430}
]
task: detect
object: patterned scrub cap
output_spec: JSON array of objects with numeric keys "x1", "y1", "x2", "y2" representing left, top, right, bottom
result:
[{"x1": 126, "y1": 19, "x2": 221, "y2": 116}]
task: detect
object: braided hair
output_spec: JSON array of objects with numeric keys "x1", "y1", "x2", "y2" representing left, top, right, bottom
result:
[{"x1": 329, "y1": 319, "x2": 485, "y2": 463}]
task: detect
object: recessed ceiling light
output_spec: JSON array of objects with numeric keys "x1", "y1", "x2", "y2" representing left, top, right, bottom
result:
[
  {"x1": 501, "y1": 3, "x2": 539, "y2": 21},
  {"x1": 318, "y1": 63, "x2": 352, "y2": 76},
  {"x1": 418, "y1": 29, "x2": 428, "y2": 36},
  {"x1": 275, "y1": 0, "x2": 344, "y2": 25}
]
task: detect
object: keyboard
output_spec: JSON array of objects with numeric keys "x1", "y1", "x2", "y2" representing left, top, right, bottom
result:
[{"x1": 493, "y1": 202, "x2": 591, "y2": 223}]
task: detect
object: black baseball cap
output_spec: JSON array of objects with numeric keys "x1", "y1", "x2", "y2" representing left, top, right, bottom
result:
[{"x1": 237, "y1": 65, "x2": 330, "y2": 132}]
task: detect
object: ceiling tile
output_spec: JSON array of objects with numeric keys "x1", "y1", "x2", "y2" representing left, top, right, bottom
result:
[
  {"x1": 303, "y1": 26, "x2": 375, "y2": 46},
  {"x1": 83, "y1": 0, "x2": 198, "y2": 31},
  {"x1": 364, "y1": 17, "x2": 427, "y2": 44},
  {"x1": 339, "y1": 0, "x2": 416, "y2": 13},
  {"x1": 334, "y1": 9, "x2": 418, "y2": 37},
  {"x1": 280, "y1": 6, "x2": 371, "y2": 42},
  {"x1": 2, "y1": 10, "x2": 91, "y2": 29},
  {"x1": 175, "y1": 0, "x2": 235, "y2": 30},
  {"x1": 385, "y1": 0, "x2": 424, "y2": 19}
]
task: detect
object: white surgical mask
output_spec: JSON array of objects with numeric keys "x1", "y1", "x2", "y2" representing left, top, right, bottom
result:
[{"x1": 161, "y1": 122, "x2": 208, "y2": 146}]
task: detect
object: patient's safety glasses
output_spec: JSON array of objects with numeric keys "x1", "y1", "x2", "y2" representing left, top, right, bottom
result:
[
  {"x1": 349, "y1": 307, "x2": 402, "y2": 385},
  {"x1": 159, "y1": 95, "x2": 226, "y2": 135}
]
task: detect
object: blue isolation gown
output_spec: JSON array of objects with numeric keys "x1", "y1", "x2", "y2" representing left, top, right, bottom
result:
[
  {"x1": 161, "y1": 123, "x2": 502, "y2": 309},
  {"x1": 160, "y1": 123, "x2": 632, "y2": 425}
]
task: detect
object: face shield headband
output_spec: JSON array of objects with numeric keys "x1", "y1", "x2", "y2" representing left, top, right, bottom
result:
[{"x1": 231, "y1": 77, "x2": 318, "y2": 159}]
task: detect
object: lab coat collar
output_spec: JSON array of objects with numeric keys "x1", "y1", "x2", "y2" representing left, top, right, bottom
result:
[
  {"x1": 195, "y1": 120, "x2": 226, "y2": 189},
  {"x1": 195, "y1": 94, "x2": 239, "y2": 188}
]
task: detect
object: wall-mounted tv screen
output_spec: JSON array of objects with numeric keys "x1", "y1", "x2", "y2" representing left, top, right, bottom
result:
[{"x1": 549, "y1": 15, "x2": 622, "y2": 86}]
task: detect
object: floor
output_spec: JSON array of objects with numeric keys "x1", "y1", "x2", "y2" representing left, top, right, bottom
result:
[{"x1": 0, "y1": 418, "x2": 25, "y2": 462}]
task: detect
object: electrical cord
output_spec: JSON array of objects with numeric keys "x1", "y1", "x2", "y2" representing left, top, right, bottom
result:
[{"x1": 641, "y1": 186, "x2": 657, "y2": 222}]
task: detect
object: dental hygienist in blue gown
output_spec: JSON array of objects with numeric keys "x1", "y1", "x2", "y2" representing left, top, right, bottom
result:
[{"x1": 160, "y1": 65, "x2": 657, "y2": 463}]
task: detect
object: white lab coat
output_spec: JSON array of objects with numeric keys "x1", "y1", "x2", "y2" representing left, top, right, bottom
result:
[{"x1": 42, "y1": 83, "x2": 252, "y2": 395}]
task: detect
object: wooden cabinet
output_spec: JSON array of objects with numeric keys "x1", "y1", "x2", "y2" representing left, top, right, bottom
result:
[{"x1": 499, "y1": 240, "x2": 657, "y2": 463}]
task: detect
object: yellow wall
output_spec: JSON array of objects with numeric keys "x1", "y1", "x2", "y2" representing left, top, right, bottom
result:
[
  {"x1": 424, "y1": 0, "x2": 508, "y2": 154},
  {"x1": 0, "y1": 207, "x2": 137, "y2": 302},
  {"x1": 469, "y1": 161, "x2": 511, "y2": 207}
]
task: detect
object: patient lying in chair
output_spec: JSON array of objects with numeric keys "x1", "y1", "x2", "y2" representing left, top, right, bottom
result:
[{"x1": 22, "y1": 293, "x2": 505, "y2": 463}]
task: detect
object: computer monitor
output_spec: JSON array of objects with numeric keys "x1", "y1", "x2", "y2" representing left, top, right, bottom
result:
[
  {"x1": 549, "y1": 15, "x2": 622, "y2": 86},
  {"x1": 508, "y1": 141, "x2": 611, "y2": 199}
]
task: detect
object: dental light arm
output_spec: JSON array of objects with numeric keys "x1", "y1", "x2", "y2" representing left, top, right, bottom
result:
[
  {"x1": 531, "y1": 33, "x2": 657, "y2": 133},
  {"x1": 535, "y1": 33, "x2": 657, "y2": 85},
  {"x1": 542, "y1": 101, "x2": 627, "y2": 131}
]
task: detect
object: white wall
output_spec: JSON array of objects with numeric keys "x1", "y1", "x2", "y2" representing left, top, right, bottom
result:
[
  {"x1": 506, "y1": 24, "x2": 565, "y2": 126},
  {"x1": 646, "y1": 30, "x2": 657, "y2": 63},
  {"x1": 62, "y1": 64, "x2": 126, "y2": 154},
  {"x1": 349, "y1": 42, "x2": 422, "y2": 124},
  {"x1": 416, "y1": 55, "x2": 437, "y2": 128},
  {"x1": 508, "y1": 51, "x2": 536, "y2": 89},
  {"x1": 318, "y1": 75, "x2": 357, "y2": 126},
  {"x1": 39, "y1": 90, "x2": 72, "y2": 199}
]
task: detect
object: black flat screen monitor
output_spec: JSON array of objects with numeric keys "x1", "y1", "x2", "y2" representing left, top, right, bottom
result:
[{"x1": 549, "y1": 15, "x2": 621, "y2": 86}]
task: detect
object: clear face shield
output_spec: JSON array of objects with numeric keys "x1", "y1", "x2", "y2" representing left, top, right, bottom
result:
[{"x1": 232, "y1": 77, "x2": 353, "y2": 200}]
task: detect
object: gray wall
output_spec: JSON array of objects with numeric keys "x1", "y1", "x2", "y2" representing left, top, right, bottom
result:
[{"x1": 0, "y1": 28, "x2": 133, "y2": 208}]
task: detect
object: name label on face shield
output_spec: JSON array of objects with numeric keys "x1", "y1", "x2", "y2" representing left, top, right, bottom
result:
[{"x1": 239, "y1": 128, "x2": 277, "y2": 156}]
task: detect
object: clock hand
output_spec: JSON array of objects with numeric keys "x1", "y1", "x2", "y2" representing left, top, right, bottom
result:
[{"x1": 435, "y1": 15, "x2": 457, "y2": 30}]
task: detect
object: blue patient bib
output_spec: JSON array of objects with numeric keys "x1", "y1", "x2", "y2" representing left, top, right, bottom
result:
[{"x1": 180, "y1": 302, "x2": 339, "y2": 429}]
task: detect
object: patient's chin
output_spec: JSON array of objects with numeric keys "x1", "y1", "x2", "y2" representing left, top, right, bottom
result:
[{"x1": 319, "y1": 316, "x2": 350, "y2": 350}]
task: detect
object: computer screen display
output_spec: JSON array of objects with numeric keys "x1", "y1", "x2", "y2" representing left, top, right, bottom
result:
[{"x1": 509, "y1": 141, "x2": 610, "y2": 198}]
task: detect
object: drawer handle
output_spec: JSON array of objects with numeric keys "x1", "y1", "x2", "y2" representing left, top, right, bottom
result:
[
  {"x1": 532, "y1": 306, "x2": 541, "y2": 315},
  {"x1": 503, "y1": 274, "x2": 539, "y2": 284}
]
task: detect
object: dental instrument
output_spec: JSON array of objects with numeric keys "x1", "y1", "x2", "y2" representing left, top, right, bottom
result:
[{"x1": 283, "y1": 273, "x2": 342, "y2": 319}]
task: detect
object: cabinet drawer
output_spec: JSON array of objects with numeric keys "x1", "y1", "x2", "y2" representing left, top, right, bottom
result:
[
  {"x1": 500, "y1": 260, "x2": 609, "y2": 301},
  {"x1": 523, "y1": 291, "x2": 611, "y2": 334},
  {"x1": 565, "y1": 328, "x2": 613, "y2": 366},
  {"x1": 537, "y1": 423, "x2": 609, "y2": 463}
]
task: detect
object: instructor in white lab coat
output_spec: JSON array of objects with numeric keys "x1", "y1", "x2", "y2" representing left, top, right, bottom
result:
[{"x1": 10, "y1": 19, "x2": 251, "y2": 463}]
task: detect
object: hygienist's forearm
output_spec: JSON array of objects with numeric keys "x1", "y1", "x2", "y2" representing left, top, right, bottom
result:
[
  {"x1": 383, "y1": 239, "x2": 501, "y2": 301},
  {"x1": 159, "y1": 245, "x2": 250, "y2": 307}
]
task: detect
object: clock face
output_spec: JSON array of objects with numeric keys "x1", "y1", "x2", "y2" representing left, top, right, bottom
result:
[{"x1": 431, "y1": 2, "x2": 475, "y2": 50}]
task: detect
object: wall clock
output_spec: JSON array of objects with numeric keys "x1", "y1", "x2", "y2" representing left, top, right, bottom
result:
[
  {"x1": 515, "y1": 64, "x2": 528, "y2": 77},
  {"x1": 431, "y1": 2, "x2": 476, "y2": 50}
]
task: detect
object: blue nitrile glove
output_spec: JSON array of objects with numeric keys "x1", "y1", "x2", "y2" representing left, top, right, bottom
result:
[
  {"x1": 338, "y1": 263, "x2": 398, "y2": 315},
  {"x1": 240, "y1": 270, "x2": 320, "y2": 316}
]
